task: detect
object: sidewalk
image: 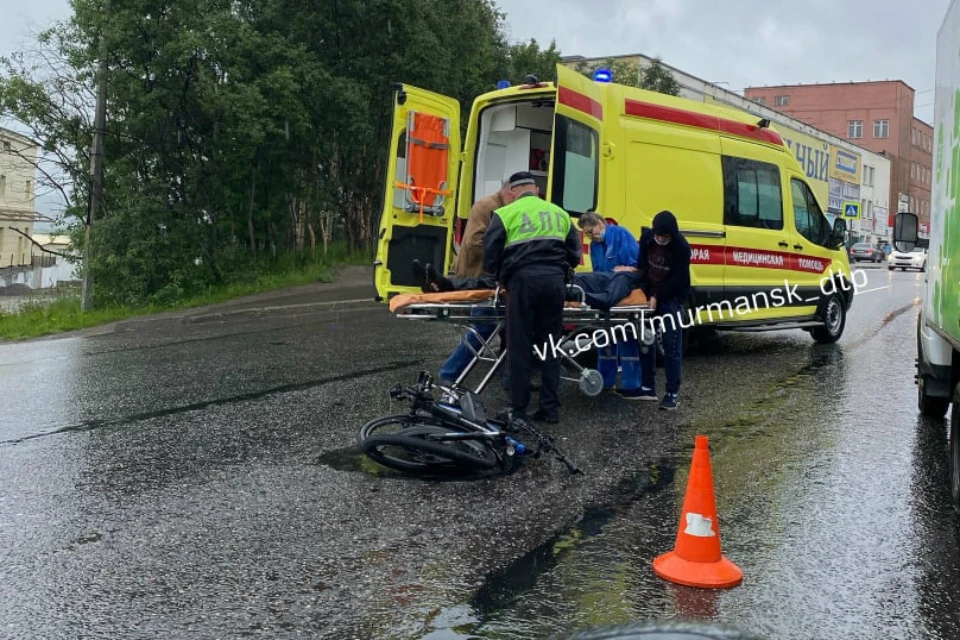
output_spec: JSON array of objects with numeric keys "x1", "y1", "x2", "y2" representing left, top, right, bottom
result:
[{"x1": 24, "y1": 264, "x2": 379, "y2": 341}]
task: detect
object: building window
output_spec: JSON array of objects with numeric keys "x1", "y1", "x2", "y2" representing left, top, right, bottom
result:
[
  {"x1": 1, "y1": 141, "x2": 10, "y2": 152},
  {"x1": 913, "y1": 129, "x2": 918, "y2": 146},
  {"x1": 25, "y1": 180, "x2": 32, "y2": 198},
  {"x1": 0, "y1": 175, "x2": 5, "y2": 196},
  {"x1": 848, "y1": 120, "x2": 863, "y2": 138},
  {"x1": 754, "y1": 96, "x2": 767, "y2": 106},
  {"x1": 775, "y1": 95, "x2": 790, "y2": 106},
  {"x1": 874, "y1": 119, "x2": 889, "y2": 138},
  {"x1": 911, "y1": 163, "x2": 917, "y2": 180}
]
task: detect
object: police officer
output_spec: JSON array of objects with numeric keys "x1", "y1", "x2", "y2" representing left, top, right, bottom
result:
[{"x1": 482, "y1": 171, "x2": 582, "y2": 423}]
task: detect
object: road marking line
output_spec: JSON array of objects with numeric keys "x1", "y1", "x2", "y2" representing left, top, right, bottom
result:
[{"x1": 856, "y1": 285, "x2": 892, "y2": 296}]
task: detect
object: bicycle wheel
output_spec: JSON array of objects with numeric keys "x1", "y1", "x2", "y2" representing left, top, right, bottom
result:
[{"x1": 359, "y1": 415, "x2": 501, "y2": 475}]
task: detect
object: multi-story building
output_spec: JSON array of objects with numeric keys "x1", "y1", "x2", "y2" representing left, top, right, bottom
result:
[
  {"x1": 743, "y1": 81, "x2": 933, "y2": 235},
  {"x1": 561, "y1": 54, "x2": 893, "y2": 243},
  {"x1": 0, "y1": 127, "x2": 40, "y2": 268}
]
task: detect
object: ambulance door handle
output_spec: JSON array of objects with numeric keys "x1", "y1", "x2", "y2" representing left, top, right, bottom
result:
[
  {"x1": 778, "y1": 241, "x2": 789, "y2": 248},
  {"x1": 794, "y1": 244, "x2": 804, "y2": 251}
]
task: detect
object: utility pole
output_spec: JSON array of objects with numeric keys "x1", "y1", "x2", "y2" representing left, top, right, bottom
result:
[{"x1": 81, "y1": 31, "x2": 108, "y2": 312}]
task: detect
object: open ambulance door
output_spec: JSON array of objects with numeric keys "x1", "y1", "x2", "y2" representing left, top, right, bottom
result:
[
  {"x1": 374, "y1": 83, "x2": 461, "y2": 301},
  {"x1": 548, "y1": 65, "x2": 605, "y2": 269}
]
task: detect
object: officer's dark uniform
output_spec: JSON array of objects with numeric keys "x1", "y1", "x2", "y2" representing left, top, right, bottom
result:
[{"x1": 482, "y1": 172, "x2": 582, "y2": 422}]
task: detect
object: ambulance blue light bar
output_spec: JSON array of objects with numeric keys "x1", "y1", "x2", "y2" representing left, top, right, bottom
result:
[
  {"x1": 593, "y1": 68, "x2": 613, "y2": 83},
  {"x1": 497, "y1": 80, "x2": 511, "y2": 89}
]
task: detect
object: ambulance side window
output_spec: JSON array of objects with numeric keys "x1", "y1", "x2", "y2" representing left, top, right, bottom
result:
[
  {"x1": 791, "y1": 178, "x2": 831, "y2": 247},
  {"x1": 722, "y1": 157, "x2": 783, "y2": 231},
  {"x1": 551, "y1": 115, "x2": 599, "y2": 215}
]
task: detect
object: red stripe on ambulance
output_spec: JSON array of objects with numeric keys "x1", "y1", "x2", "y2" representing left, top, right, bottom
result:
[
  {"x1": 689, "y1": 244, "x2": 831, "y2": 274},
  {"x1": 624, "y1": 100, "x2": 785, "y2": 147},
  {"x1": 559, "y1": 87, "x2": 603, "y2": 120}
]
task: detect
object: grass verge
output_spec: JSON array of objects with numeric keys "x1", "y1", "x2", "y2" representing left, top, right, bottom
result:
[{"x1": 0, "y1": 246, "x2": 371, "y2": 341}]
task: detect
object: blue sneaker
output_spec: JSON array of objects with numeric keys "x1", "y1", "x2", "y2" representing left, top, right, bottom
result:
[{"x1": 659, "y1": 393, "x2": 679, "y2": 410}]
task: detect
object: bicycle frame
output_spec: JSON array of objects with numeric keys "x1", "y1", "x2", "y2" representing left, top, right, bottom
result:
[{"x1": 386, "y1": 371, "x2": 582, "y2": 473}]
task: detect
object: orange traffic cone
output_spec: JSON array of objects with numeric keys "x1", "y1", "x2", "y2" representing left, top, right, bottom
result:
[{"x1": 653, "y1": 435, "x2": 743, "y2": 589}]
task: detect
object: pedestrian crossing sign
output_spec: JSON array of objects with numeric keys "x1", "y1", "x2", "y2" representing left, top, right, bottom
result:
[{"x1": 842, "y1": 201, "x2": 861, "y2": 219}]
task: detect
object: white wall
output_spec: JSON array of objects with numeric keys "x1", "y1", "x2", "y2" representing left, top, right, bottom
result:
[{"x1": 857, "y1": 155, "x2": 893, "y2": 242}]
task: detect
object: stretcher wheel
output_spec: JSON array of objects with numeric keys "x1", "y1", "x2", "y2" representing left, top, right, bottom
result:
[{"x1": 579, "y1": 369, "x2": 604, "y2": 397}]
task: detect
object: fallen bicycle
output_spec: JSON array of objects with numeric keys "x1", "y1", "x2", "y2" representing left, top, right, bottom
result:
[{"x1": 357, "y1": 371, "x2": 582, "y2": 478}]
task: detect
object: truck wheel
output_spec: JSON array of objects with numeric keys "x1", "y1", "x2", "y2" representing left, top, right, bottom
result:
[
  {"x1": 951, "y1": 386, "x2": 960, "y2": 507},
  {"x1": 811, "y1": 293, "x2": 845, "y2": 344}
]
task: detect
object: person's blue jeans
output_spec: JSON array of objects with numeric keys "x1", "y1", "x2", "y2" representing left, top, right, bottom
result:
[
  {"x1": 439, "y1": 306, "x2": 498, "y2": 383},
  {"x1": 640, "y1": 298, "x2": 683, "y2": 395}
]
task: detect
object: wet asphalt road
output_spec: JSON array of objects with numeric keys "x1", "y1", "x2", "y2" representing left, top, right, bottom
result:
[{"x1": 1, "y1": 266, "x2": 958, "y2": 639}]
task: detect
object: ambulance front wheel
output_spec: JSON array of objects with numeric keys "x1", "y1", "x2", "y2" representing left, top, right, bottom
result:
[{"x1": 811, "y1": 293, "x2": 846, "y2": 344}]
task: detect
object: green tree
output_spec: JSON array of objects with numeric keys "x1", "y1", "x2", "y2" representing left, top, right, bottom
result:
[
  {"x1": 0, "y1": 0, "x2": 570, "y2": 308},
  {"x1": 639, "y1": 57, "x2": 680, "y2": 96},
  {"x1": 502, "y1": 38, "x2": 562, "y2": 85}
]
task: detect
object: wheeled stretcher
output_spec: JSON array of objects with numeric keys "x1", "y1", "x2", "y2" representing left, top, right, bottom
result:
[{"x1": 389, "y1": 285, "x2": 657, "y2": 397}]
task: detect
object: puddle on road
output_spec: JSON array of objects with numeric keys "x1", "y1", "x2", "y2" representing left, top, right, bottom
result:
[
  {"x1": 415, "y1": 464, "x2": 674, "y2": 639},
  {"x1": 316, "y1": 446, "x2": 407, "y2": 478}
]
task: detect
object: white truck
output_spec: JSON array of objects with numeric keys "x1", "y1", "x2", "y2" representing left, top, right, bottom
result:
[{"x1": 894, "y1": 0, "x2": 960, "y2": 506}]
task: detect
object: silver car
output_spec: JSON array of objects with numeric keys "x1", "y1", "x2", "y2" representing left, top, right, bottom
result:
[{"x1": 887, "y1": 247, "x2": 927, "y2": 272}]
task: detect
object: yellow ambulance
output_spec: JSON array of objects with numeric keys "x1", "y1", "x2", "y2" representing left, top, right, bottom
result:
[{"x1": 374, "y1": 64, "x2": 854, "y2": 343}]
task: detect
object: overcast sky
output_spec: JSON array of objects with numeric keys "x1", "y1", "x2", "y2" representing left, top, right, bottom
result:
[
  {"x1": 3, "y1": 0, "x2": 948, "y2": 218},
  {"x1": 1, "y1": 0, "x2": 948, "y2": 122}
]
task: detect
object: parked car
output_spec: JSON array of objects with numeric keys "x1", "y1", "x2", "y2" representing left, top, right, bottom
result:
[
  {"x1": 887, "y1": 246, "x2": 927, "y2": 271},
  {"x1": 848, "y1": 242, "x2": 885, "y2": 263}
]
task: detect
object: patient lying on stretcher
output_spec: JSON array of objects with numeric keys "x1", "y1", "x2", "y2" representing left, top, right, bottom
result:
[{"x1": 411, "y1": 260, "x2": 644, "y2": 311}]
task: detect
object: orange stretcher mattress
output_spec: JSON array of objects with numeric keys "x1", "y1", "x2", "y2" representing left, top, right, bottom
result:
[
  {"x1": 389, "y1": 288, "x2": 647, "y2": 313},
  {"x1": 389, "y1": 289, "x2": 496, "y2": 313}
]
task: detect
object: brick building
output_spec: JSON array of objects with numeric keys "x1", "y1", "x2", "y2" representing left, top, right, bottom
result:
[{"x1": 743, "y1": 81, "x2": 932, "y2": 233}]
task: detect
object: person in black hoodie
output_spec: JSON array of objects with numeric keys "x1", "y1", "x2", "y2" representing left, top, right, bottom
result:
[{"x1": 636, "y1": 210, "x2": 691, "y2": 410}]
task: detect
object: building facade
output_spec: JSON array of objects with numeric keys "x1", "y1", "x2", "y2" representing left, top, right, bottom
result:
[
  {"x1": 743, "y1": 81, "x2": 932, "y2": 235},
  {"x1": 561, "y1": 54, "x2": 893, "y2": 243},
  {"x1": 0, "y1": 127, "x2": 40, "y2": 268}
]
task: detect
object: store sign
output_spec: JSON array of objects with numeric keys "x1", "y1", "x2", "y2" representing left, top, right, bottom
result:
[{"x1": 829, "y1": 145, "x2": 862, "y2": 184}]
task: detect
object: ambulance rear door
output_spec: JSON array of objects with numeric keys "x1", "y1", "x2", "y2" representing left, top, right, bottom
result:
[
  {"x1": 374, "y1": 83, "x2": 461, "y2": 301},
  {"x1": 550, "y1": 64, "x2": 605, "y2": 269}
]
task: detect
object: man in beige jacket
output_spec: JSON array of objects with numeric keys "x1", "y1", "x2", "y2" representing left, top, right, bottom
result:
[
  {"x1": 453, "y1": 182, "x2": 514, "y2": 278},
  {"x1": 437, "y1": 182, "x2": 515, "y2": 384}
]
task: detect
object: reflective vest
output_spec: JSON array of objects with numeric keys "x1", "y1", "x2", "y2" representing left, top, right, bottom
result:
[{"x1": 495, "y1": 194, "x2": 572, "y2": 247}]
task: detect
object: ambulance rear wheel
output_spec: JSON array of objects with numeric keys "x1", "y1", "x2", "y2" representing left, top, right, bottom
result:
[{"x1": 811, "y1": 294, "x2": 845, "y2": 344}]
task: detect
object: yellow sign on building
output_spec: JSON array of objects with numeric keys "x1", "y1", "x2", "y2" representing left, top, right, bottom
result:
[{"x1": 829, "y1": 144, "x2": 862, "y2": 185}]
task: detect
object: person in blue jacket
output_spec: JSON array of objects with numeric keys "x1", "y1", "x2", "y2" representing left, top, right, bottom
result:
[{"x1": 576, "y1": 212, "x2": 647, "y2": 400}]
